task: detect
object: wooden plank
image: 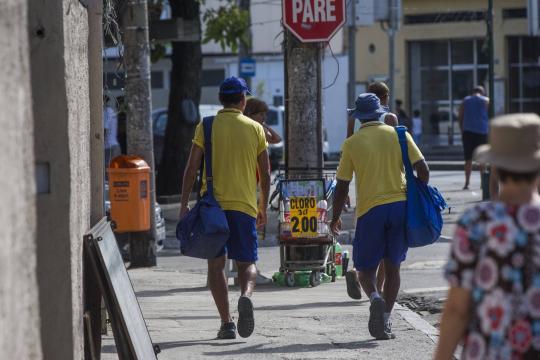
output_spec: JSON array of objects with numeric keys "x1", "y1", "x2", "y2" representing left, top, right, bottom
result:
[{"x1": 85, "y1": 218, "x2": 157, "y2": 360}]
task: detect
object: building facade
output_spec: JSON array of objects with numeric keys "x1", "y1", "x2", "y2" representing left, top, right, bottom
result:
[{"x1": 353, "y1": 0, "x2": 540, "y2": 145}]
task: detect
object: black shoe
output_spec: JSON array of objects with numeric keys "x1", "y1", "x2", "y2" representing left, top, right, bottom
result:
[
  {"x1": 345, "y1": 270, "x2": 362, "y2": 300},
  {"x1": 237, "y1": 296, "x2": 255, "y2": 338},
  {"x1": 368, "y1": 297, "x2": 386, "y2": 340},
  {"x1": 217, "y1": 322, "x2": 236, "y2": 339}
]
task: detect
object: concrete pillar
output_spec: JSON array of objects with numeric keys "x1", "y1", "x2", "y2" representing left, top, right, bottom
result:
[
  {"x1": 0, "y1": 1, "x2": 42, "y2": 359},
  {"x1": 29, "y1": 1, "x2": 91, "y2": 358}
]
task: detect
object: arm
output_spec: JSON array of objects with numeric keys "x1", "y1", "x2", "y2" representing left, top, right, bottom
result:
[
  {"x1": 458, "y1": 103, "x2": 464, "y2": 133},
  {"x1": 257, "y1": 150, "x2": 271, "y2": 228},
  {"x1": 346, "y1": 116, "x2": 355, "y2": 138},
  {"x1": 434, "y1": 287, "x2": 472, "y2": 360},
  {"x1": 179, "y1": 144, "x2": 204, "y2": 218},
  {"x1": 413, "y1": 159, "x2": 430, "y2": 183},
  {"x1": 262, "y1": 124, "x2": 282, "y2": 144},
  {"x1": 330, "y1": 179, "x2": 350, "y2": 234},
  {"x1": 384, "y1": 113, "x2": 399, "y2": 127}
]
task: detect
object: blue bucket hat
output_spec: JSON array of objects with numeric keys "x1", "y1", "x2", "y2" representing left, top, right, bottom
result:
[
  {"x1": 347, "y1": 93, "x2": 386, "y2": 121},
  {"x1": 219, "y1": 76, "x2": 251, "y2": 95}
]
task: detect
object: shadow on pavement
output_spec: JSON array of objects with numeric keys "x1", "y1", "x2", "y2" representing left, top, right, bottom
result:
[
  {"x1": 158, "y1": 339, "x2": 246, "y2": 350},
  {"x1": 136, "y1": 286, "x2": 208, "y2": 297},
  {"x1": 256, "y1": 300, "x2": 366, "y2": 311},
  {"x1": 202, "y1": 340, "x2": 378, "y2": 356},
  {"x1": 151, "y1": 315, "x2": 219, "y2": 321}
]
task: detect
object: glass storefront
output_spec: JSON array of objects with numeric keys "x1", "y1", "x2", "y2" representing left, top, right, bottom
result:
[
  {"x1": 409, "y1": 39, "x2": 489, "y2": 145},
  {"x1": 508, "y1": 36, "x2": 540, "y2": 114}
]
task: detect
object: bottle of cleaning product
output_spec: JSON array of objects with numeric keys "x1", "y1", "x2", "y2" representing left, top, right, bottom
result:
[
  {"x1": 317, "y1": 199, "x2": 328, "y2": 235},
  {"x1": 334, "y1": 242, "x2": 343, "y2": 278}
]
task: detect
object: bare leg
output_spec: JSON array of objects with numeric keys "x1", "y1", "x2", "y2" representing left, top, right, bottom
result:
[
  {"x1": 376, "y1": 261, "x2": 385, "y2": 294},
  {"x1": 358, "y1": 268, "x2": 378, "y2": 298},
  {"x1": 464, "y1": 160, "x2": 472, "y2": 189},
  {"x1": 382, "y1": 260, "x2": 401, "y2": 313},
  {"x1": 207, "y1": 256, "x2": 232, "y2": 323},
  {"x1": 237, "y1": 261, "x2": 257, "y2": 297}
]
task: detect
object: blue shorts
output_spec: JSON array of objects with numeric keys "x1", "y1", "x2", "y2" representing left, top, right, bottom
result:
[
  {"x1": 353, "y1": 201, "x2": 407, "y2": 271},
  {"x1": 216, "y1": 210, "x2": 258, "y2": 262}
]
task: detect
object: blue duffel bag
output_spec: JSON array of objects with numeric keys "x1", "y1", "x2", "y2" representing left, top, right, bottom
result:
[
  {"x1": 176, "y1": 116, "x2": 229, "y2": 259},
  {"x1": 395, "y1": 126, "x2": 447, "y2": 248}
]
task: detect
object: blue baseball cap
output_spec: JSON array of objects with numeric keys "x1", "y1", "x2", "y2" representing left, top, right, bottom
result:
[
  {"x1": 219, "y1": 76, "x2": 251, "y2": 95},
  {"x1": 347, "y1": 93, "x2": 386, "y2": 121}
]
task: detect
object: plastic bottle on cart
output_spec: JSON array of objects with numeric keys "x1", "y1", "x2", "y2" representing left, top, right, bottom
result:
[
  {"x1": 281, "y1": 197, "x2": 291, "y2": 236},
  {"x1": 342, "y1": 250, "x2": 350, "y2": 275},
  {"x1": 334, "y1": 242, "x2": 343, "y2": 277},
  {"x1": 317, "y1": 199, "x2": 328, "y2": 235}
]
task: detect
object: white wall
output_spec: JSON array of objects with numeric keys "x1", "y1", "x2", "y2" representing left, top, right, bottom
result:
[
  {"x1": 322, "y1": 54, "x2": 348, "y2": 153},
  {"x1": 0, "y1": 1, "x2": 42, "y2": 358}
]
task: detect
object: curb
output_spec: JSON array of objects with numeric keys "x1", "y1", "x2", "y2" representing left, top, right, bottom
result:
[{"x1": 394, "y1": 302, "x2": 462, "y2": 359}]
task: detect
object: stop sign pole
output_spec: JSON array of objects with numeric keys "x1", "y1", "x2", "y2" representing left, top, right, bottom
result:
[{"x1": 282, "y1": 0, "x2": 346, "y2": 176}]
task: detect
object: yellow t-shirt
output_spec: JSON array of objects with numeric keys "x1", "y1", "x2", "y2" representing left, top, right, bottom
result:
[
  {"x1": 193, "y1": 108, "x2": 268, "y2": 218},
  {"x1": 336, "y1": 122, "x2": 424, "y2": 218}
]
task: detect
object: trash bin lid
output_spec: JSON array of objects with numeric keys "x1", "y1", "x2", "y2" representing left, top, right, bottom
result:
[{"x1": 108, "y1": 155, "x2": 150, "y2": 170}]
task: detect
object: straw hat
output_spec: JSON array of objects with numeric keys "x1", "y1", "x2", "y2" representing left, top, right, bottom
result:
[{"x1": 474, "y1": 113, "x2": 540, "y2": 172}]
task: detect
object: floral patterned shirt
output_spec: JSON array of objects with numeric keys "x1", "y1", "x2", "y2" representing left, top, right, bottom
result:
[{"x1": 446, "y1": 202, "x2": 540, "y2": 360}]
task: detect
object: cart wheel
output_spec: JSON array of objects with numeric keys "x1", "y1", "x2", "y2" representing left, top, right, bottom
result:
[
  {"x1": 309, "y1": 271, "x2": 321, "y2": 287},
  {"x1": 331, "y1": 267, "x2": 337, "y2": 283},
  {"x1": 285, "y1": 272, "x2": 295, "y2": 287}
]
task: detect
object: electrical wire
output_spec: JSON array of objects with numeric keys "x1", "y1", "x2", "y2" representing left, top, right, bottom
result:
[{"x1": 323, "y1": 41, "x2": 339, "y2": 89}]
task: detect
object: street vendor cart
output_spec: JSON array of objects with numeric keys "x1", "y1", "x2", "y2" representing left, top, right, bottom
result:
[{"x1": 276, "y1": 174, "x2": 337, "y2": 287}]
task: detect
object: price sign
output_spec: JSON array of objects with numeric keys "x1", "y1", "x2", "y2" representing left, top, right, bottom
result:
[{"x1": 290, "y1": 196, "x2": 318, "y2": 237}]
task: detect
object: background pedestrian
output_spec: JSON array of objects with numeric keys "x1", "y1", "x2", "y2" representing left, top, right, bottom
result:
[{"x1": 458, "y1": 85, "x2": 489, "y2": 190}]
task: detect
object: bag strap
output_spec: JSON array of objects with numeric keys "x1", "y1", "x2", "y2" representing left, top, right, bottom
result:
[
  {"x1": 395, "y1": 126, "x2": 415, "y2": 180},
  {"x1": 203, "y1": 116, "x2": 215, "y2": 197}
]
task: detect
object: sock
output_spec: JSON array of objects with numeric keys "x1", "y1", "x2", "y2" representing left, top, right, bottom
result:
[
  {"x1": 369, "y1": 292, "x2": 380, "y2": 303},
  {"x1": 383, "y1": 312, "x2": 390, "y2": 323}
]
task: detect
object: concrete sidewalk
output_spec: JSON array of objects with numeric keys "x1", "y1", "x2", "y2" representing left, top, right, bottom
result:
[
  {"x1": 100, "y1": 260, "x2": 438, "y2": 360},
  {"x1": 101, "y1": 170, "x2": 482, "y2": 359}
]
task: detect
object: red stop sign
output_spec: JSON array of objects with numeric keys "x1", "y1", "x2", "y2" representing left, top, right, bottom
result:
[{"x1": 283, "y1": 0, "x2": 346, "y2": 43}]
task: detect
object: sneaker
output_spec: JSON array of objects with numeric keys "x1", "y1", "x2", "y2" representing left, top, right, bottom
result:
[
  {"x1": 217, "y1": 322, "x2": 236, "y2": 339},
  {"x1": 345, "y1": 270, "x2": 362, "y2": 300},
  {"x1": 237, "y1": 296, "x2": 255, "y2": 338},
  {"x1": 368, "y1": 297, "x2": 387, "y2": 340},
  {"x1": 382, "y1": 320, "x2": 396, "y2": 340}
]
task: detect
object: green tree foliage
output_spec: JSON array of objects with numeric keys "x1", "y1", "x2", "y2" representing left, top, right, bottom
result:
[{"x1": 202, "y1": 0, "x2": 249, "y2": 52}]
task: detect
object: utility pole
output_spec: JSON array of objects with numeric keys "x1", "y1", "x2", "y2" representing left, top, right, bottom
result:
[
  {"x1": 86, "y1": 0, "x2": 104, "y2": 356},
  {"x1": 347, "y1": 0, "x2": 356, "y2": 107},
  {"x1": 487, "y1": 0, "x2": 495, "y2": 119},
  {"x1": 387, "y1": 0, "x2": 398, "y2": 110},
  {"x1": 284, "y1": 32, "x2": 324, "y2": 176},
  {"x1": 122, "y1": 0, "x2": 157, "y2": 267},
  {"x1": 482, "y1": 0, "x2": 495, "y2": 201}
]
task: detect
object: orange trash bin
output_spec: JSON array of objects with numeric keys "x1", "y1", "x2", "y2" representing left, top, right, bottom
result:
[{"x1": 107, "y1": 155, "x2": 151, "y2": 232}]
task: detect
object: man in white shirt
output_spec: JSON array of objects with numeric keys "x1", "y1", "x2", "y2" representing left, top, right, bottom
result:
[{"x1": 104, "y1": 95, "x2": 121, "y2": 168}]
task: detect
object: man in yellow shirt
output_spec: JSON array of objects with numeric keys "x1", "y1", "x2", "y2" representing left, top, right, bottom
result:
[
  {"x1": 180, "y1": 77, "x2": 270, "y2": 340},
  {"x1": 330, "y1": 93, "x2": 429, "y2": 340}
]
